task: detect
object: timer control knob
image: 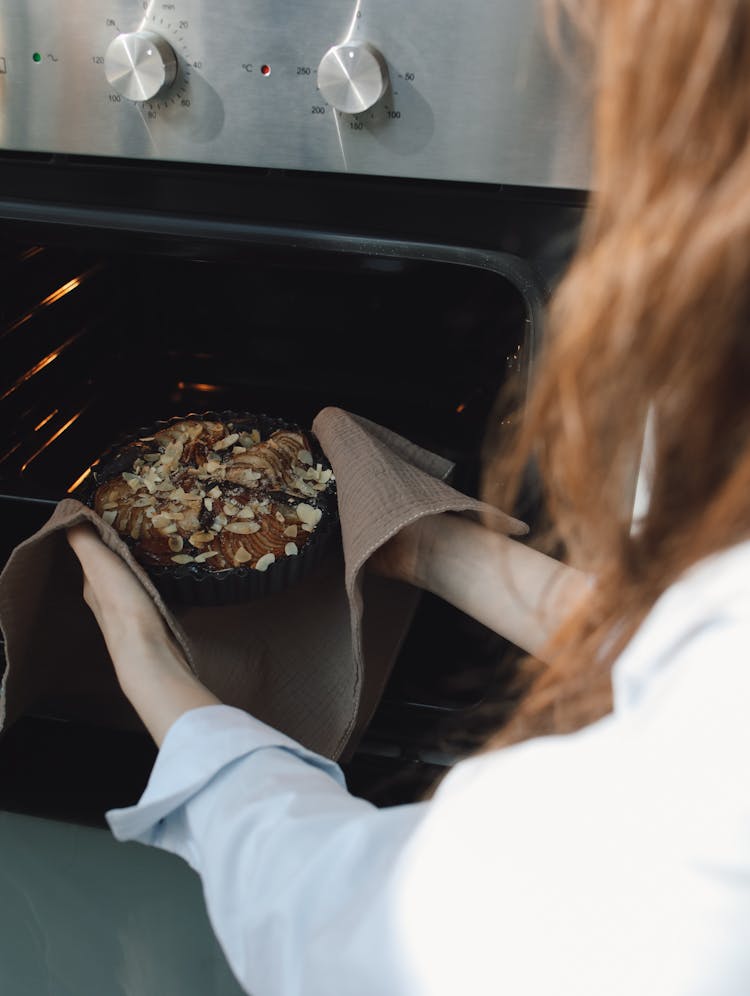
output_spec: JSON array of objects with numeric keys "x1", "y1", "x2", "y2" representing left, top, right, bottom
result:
[
  {"x1": 104, "y1": 31, "x2": 178, "y2": 102},
  {"x1": 317, "y1": 41, "x2": 389, "y2": 114}
]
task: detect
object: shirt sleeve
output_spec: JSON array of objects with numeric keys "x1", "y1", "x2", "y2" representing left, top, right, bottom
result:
[
  {"x1": 107, "y1": 705, "x2": 428, "y2": 996},
  {"x1": 107, "y1": 616, "x2": 750, "y2": 996}
]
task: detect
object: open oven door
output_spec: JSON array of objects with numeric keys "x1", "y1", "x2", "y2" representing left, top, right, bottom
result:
[{"x1": 0, "y1": 809, "x2": 245, "y2": 995}]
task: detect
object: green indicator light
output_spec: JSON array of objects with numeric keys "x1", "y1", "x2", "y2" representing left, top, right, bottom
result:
[{"x1": 32, "y1": 52, "x2": 42, "y2": 63}]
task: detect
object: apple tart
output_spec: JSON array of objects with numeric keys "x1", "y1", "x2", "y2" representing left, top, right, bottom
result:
[{"x1": 88, "y1": 413, "x2": 337, "y2": 604}]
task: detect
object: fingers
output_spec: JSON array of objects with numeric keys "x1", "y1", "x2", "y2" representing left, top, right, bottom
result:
[
  {"x1": 66, "y1": 521, "x2": 100, "y2": 555},
  {"x1": 67, "y1": 522, "x2": 135, "y2": 590},
  {"x1": 65, "y1": 521, "x2": 159, "y2": 627},
  {"x1": 66, "y1": 522, "x2": 115, "y2": 576}
]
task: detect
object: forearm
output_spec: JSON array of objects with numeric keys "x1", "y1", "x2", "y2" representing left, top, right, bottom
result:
[
  {"x1": 106, "y1": 627, "x2": 220, "y2": 747},
  {"x1": 107, "y1": 706, "x2": 422, "y2": 996},
  {"x1": 414, "y1": 516, "x2": 590, "y2": 659}
]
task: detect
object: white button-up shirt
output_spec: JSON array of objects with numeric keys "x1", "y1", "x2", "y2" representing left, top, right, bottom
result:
[{"x1": 108, "y1": 540, "x2": 750, "y2": 996}]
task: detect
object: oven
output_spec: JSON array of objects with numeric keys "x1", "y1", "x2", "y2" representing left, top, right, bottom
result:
[
  {"x1": 0, "y1": 4, "x2": 590, "y2": 988},
  {"x1": 0, "y1": 2, "x2": 588, "y2": 825}
]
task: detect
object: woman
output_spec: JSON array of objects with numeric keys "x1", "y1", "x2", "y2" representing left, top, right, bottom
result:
[{"x1": 68, "y1": 1, "x2": 750, "y2": 993}]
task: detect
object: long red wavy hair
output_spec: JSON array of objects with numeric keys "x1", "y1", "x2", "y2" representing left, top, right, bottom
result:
[{"x1": 487, "y1": 0, "x2": 750, "y2": 743}]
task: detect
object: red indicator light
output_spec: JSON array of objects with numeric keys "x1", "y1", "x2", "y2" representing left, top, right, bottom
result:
[{"x1": 260, "y1": 64, "x2": 271, "y2": 76}]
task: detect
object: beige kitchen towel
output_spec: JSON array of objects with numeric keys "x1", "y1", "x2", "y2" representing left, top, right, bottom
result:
[{"x1": 0, "y1": 407, "x2": 526, "y2": 759}]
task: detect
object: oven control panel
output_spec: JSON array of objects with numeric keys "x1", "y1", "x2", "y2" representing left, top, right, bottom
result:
[{"x1": 0, "y1": 0, "x2": 590, "y2": 188}]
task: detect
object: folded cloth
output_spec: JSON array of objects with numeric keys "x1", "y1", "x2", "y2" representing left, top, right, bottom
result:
[{"x1": 0, "y1": 408, "x2": 526, "y2": 759}]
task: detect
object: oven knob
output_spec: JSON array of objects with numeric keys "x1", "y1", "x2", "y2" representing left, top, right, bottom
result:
[
  {"x1": 317, "y1": 42, "x2": 389, "y2": 114},
  {"x1": 104, "y1": 31, "x2": 178, "y2": 102}
]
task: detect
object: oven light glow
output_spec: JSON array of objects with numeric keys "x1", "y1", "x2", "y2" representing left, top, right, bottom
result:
[
  {"x1": 456, "y1": 403, "x2": 466, "y2": 413},
  {"x1": 261, "y1": 64, "x2": 271, "y2": 76},
  {"x1": 68, "y1": 465, "x2": 93, "y2": 494},
  {"x1": 0, "y1": 332, "x2": 81, "y2": 402},
  {"x1": 3, "y1": 269, "x2": 94, "y2": 338},
  {"x1": 42, "y1": 277, "x2": 81, "y2": 307},
  {"x1": 21, "y1": 410, "x2": 84, "y2": 474},
  {"x1": 34, "y1": 408, "x2": 59, "y2": 432},
  {"x1": 1, "y1": 350, "x2": 60, "y2": 400},
  {"x1": 177, "y1": 381, "x2": 223, "y2": 393},
  {"x1": 0, "y1": 441, "x2": 22, "y2": 467}
]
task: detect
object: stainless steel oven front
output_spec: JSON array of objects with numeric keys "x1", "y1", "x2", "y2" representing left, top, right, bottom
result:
[{"x1": 1, "y1": 0, "x2": 588, "y2": 187}]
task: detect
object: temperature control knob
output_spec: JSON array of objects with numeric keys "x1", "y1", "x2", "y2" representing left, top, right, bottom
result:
[
  {"x1": 317, "y1": 41, "x2": 388, "y2": 114},
  {"x1": 104, "y1": 31, "x2": 178, "y2": 102}
]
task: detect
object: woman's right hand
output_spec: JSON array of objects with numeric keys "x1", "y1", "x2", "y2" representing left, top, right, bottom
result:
[
  {"x1": 369, "y1": 515, "x2": 440, "y2": 587},
  {"x1": 67, "y1": 524, "x2": 220, "y2": 745}
]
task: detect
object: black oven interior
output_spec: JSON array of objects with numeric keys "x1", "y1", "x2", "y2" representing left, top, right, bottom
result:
[{"x1": 0, "y1": 230, "x2": 539, "y2": 819}]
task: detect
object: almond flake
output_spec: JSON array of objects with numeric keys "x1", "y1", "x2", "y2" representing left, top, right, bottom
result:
[
  {"x1": 297, "y1": 449, "x2": 313, "y2": 466},
  {"x1": 237, "y1": 507, "x2": 255, "y2": 520},
  {"x1": 143, "y1": 453, "x2": 161, "y2": 463},
  {"x1": 251, "y1": 429, "x2": 261, "y2": 444},
  {"x1": 254, "y1": 553, "x2": 276, "y2": 572},
  {"x1": 163, "y1": 522, "x2": 178, "y2": 535},
  {"x1": 233, "y1": 547, "x2": 253, "y2": 565},
  {"x1": 133, "y1": 496, "x2": 154, "y2": 508},
  {"x1": 223, "y1": 503, "x2": 237, "y2": 517},
  {"x1": 301, "y1": 522, "x2": 315, "y2": 532},
  {"x1": 283, "y1": 525, "x2": 298, "y2": 538},
  {"x1": 194, "y1": 550, "x2": 219, "y2": 563},
  {"x1": 213, "y1": 433, "x2": 239, "y2": 451},
  {"x1": 122, "y1": 473, "x2": 141, "y2": 491},
  {"x1": 152, "y1": 513, "x2": 171, "y2": 529},
  {"x1": 171, "y1": 554, "x2": 194, "y2": 565},
  {"x1": 189, "y1": 531, "x2": 215, "y2": 546},
  {"x1": 102, "y1": 509, "x2": 117, "y2": 526},
  {"x1": 285, "y1": 542, "x2": 298, "y2": 556},
  {"x1": 275, "y1": 511, "x2": 285, "y2": 523},
  {"x1": 205, "y1": 460, "x2": 222, "y2": 474},
  {"x1": 296, "y1": 503, "x2": 322, "y2": 525},
  {"x1": 208, "y1": 486, "x2": 222, "y2": 500},
  {"x1": 168, "y1": 535, "x2": 184, "y2": 553},
  {"x1": 232, "y1": 446, "x2": 247, "y2": 454},
  {"x1": 203, "y1": 497, "x2": 213, "y2": 512},
  {"x1": 225, "y1": 521, "x2": 261, "y2": 534}
]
